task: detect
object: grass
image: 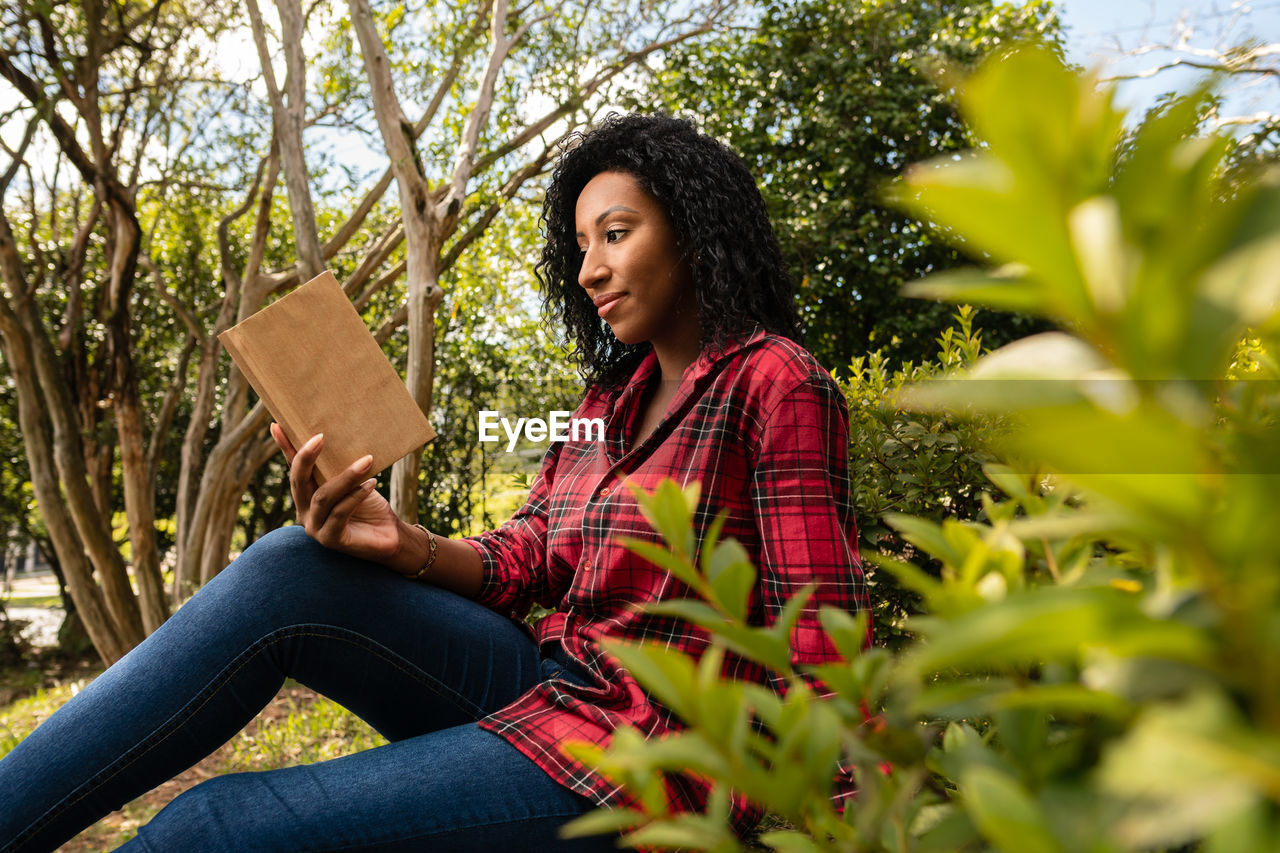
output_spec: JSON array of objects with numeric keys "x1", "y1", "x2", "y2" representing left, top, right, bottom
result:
[
  {"x1": 2, "y1": 594, "x2": 62, "y2": 608},
  {"x1": 1, "y1": 672, "x2": 386, "y2": 850}
]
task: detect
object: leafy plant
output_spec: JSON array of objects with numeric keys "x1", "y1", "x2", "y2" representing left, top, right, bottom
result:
[
  {"x1": 565, "y1": 45, "x2": 1280, "y2": 852},
  {"x1": 838, "y1": 305, "x2": 998, "y2": 648}
]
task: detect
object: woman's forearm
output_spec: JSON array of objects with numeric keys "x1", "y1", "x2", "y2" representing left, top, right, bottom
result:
[{"x1": 387, "y1": 517, "x2": 485, "y2": 598}]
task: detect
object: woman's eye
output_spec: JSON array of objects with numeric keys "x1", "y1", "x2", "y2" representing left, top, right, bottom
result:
[{"x1": 605, "y1": 228, "x2": 626, "y2": 243}]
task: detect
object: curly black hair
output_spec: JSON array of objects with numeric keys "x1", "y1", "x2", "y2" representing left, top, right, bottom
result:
[{"x1": 537, "y1": 113, "x2": 799, "y2": 389}]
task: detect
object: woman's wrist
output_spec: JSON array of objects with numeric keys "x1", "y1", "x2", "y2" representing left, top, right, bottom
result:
[
  {"x1": 385, "y1": 518, "x2": 485, "y2": 597},
  {"x1": 388, "y1": 518, "x2": 434, "y2": 577},
  {"x1": 409, "y1": 524, "x2": 438, "y2": 580}
]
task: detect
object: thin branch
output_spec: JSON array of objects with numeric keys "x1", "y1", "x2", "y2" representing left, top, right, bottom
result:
[
  {"x1": 440, "y1": 0, "x2": 517, "y2": 219},
  {"x1": 414, "y1": 0, "x2": 495, "y2": 136},
  {"x1": 322, "y1": 168, "x2": 395, "y2": 259},
  {"x1": 374, "y1": 301, "x2": 408, "y2": 345},
  {"x1": 217, "y1": 154, "x2": 269, "y2": 300},
  {"x1": 146, "y1": 333, "x2": 197, "y2": 476},
  {"x1": 1103, "y1": 56, "x2": 1280, "y2": 81},
  {"x1": 0, "y1": 116, "x2": 39, "y2": 193},
  {"x1": 345, "y1": 223, "x2": 405, "y2": 302},
  {"x1": 440, "y1": 131, "x2": 565, "y2": 271},
  {"x1": 140, "y1": 254, "x2": 205, "y2": 341},
  {"x1": 354, "y1": 256, "x2": 406, "y2": 313}
]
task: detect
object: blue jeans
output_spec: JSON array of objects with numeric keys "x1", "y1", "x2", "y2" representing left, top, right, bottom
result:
[{"x1": 0, "y1": 526, "x2": 619, "y2": 852}]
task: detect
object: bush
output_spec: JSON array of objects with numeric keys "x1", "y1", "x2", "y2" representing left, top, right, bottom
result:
[
  {"x1": 564, "y1": 45, "x2": 1280, "y2": 852},
  {"x1": 838, "y1": 305, "x2": 999, "y2": 649}
]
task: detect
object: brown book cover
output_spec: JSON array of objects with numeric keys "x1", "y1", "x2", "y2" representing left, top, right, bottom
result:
[{"x1": 218, "y1": 270, "x2": 436, "y2": 483}]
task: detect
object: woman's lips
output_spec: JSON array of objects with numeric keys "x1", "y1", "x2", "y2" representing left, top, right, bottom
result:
[{"x1": 594, "y1": 292, "x2": 625, "y2": 318}]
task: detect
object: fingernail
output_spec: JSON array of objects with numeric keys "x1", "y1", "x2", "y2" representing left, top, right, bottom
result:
[
  {"x1": 361, "y1": 478, "x2": 377, "y2": 491},
  {"x1": 357, "y1": 454, "x2": 374, "y2": 470},
  {"x1": 304, "y1": 433, "x2": 323, "y2": 449}
]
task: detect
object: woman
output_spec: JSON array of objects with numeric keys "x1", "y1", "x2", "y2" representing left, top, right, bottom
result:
[{"x1": 0, "y1": 113, "x2": 865, "y2": 852}]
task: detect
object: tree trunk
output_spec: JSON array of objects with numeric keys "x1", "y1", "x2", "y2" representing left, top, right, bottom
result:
[
  {"x1": 104, "y1": 205, "x2": 169, "y2": 633},
  {"x1": 248, "y1": 0, "x2": 326, "y2": 281},
  {"x1": 391, "y1": 209, "x2": 444, "y2": 521},
  {"x1": 172, "y1": 152, "x2": 279, "y2": 600},
  {"x1": 348, "y1": 0, "x2": 448, "y2": 523},
  {"x1": 0, "y1": 293, "x2": 131, "y2": 664}
]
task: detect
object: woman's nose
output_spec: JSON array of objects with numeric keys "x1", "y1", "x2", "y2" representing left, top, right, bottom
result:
[{"x1": 578, "y1": 247, "x2": 606, "y2": 289}]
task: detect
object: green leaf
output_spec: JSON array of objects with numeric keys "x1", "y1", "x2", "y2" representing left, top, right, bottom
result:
[
  {"x1": 600, "y1": 639, "x2": 698, "y2": 721},
  {"x1": 883, "y1": 514, "x2": 964, "y2": 566},
  {"x1": 705, "y1": 538, "x2": 756, "y2": 622},
  {"x1": 903, "y1": 586, "x2": 1212, "y2": 675},
  {"x1": 644, "y1": 599, "x2": 726, "y2": 629},
  {"x1": 622, "y1": 814, "x2": 739, "y2": 851},
  {"x1": 960, "y1": 765, "x2": 1064, "y2": 853},
  {"x1": 756, "y1": 830, "x2": 826, "y2": 853},
  {"x1": 818, "y1": 606, "x2": 868, "y2": 662},
  {"x1": 903, "y1": 267, "x2": 1046, "y2": 315},
  {"x1": 915, "y1": 681, "x2": 1132, "y2": 720},
  {"x1": 713, "y1": 623, "x2": 795, "y2": 675},
  {"x1": 618, "y1": 537, "x2": 701, "y2": 589},
  {"x1": 770, "y1": 585, "x2": 815, "y2": 645},
  {"x1": 628, "y1": 479, "x2": 700, "y2": 557}
]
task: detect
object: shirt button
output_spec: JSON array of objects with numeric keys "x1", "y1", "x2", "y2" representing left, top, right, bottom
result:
[
  {"x1": 583, "y1": 559, "x2": 592, "y2": 570},
  {"x1": 598, "y1": 487, "x2": 610, "y2": 497}
]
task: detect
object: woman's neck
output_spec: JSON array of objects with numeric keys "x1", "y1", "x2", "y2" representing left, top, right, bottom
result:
[{"x1": 651, "y1": 338, "x2": 701, "y2": 384}]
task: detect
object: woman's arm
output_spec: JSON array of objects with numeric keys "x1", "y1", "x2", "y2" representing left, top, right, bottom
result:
[{"x1": 748, "y1": 372, "x2": 869, "y2": 679}]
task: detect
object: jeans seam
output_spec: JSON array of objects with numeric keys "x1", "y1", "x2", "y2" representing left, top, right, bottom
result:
[{"x1": 10, "y1": 624, "x2": 489, "y2": 851}]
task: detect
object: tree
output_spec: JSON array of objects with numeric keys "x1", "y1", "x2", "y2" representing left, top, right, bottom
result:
[
  {"x1": 642, "y1": 0, "x2": 1062, "y2": 369},
  {"x1": 0, "y1": 0, "x2": 244, "y2": 661},
  {"x1": 0, "y1": 0, "x2": 736, "y2": 663},
  {"x1": 1094, "y1": 6, "x2": 1280, "y2": 184}
]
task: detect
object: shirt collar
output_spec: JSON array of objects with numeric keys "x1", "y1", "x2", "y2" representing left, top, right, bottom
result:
[
  {"x1": 603, "y1": 327, "x2": 769, "y2": 459},
  {"x1": 619, "y1": 326, "x2": 768, "y2": 399}
]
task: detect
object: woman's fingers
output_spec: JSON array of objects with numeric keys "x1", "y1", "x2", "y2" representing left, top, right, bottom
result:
[
  {"x1": 288, "y1": 433, "x2": 324, "y2": 522},
  {"x1": 270, "y1": 423, "x2": 299, "y2": 465},
  {"x1": 304, "y1": 453, "x2": 374, "y2": 536},
  {"x1": 312, "y1": 477, "x2": 378, "y2": 547}
]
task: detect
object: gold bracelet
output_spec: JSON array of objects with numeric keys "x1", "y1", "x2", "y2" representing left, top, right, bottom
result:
[{"x1": 410, "y1": 523, "x2": 438, "y2": 580}]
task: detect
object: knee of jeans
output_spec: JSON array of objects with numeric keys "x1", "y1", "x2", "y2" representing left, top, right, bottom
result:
[
  {"x1": 228, "y1": 526, "x2": 319, "y2": 585},
  {"x1": 194, "y1": 527, "x2": 317, "y2": 617},
  {"x1": 133, "y1": 773, "x2": 262, "y2": 850},
  {"x1": 245, "y1": 524, "x2": 314, "y2": 558}
]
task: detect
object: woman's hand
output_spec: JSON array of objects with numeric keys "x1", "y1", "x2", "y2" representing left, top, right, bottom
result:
[{"x1": 271, "y1": 424, "x2": 403, "y2": 565}]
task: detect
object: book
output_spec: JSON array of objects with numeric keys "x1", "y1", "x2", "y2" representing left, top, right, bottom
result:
[{"x1": 218, "y1": 270, "x2": 436, "y2": 483}]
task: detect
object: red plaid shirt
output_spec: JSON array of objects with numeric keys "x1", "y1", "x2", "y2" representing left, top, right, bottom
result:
[{"x1": 464, "y1": 329, "x2": 866, "y2": 834}]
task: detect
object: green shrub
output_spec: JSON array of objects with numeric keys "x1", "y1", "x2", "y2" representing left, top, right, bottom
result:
[
  {"x1": 838, "y1": 305, "x2": 999, "y2": 649},
  {"x1": 564, "y1": 45, "x2": 1280, "y2": 852}
]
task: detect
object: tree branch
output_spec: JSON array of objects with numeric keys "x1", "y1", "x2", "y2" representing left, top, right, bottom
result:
[
  {"x1": 0, "y1": 116, "x2": 39, "y2": 193},
  {"x1": 146, "y1": 333, "x2": 197, "y2": 477},
  {"x1": 140, "y1": 255, "x2": 205, "y2": 341},
  {"x1": 414, "y1": 0, "x2": 494, "y2": 136},
  {"x1": 439, "y1": 0, "x2": 516, "y2": 221}
]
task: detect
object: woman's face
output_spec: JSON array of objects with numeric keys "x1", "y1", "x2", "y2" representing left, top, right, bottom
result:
[{"x1": 574, "y1": 171, "x2": 698, "y2": 356}]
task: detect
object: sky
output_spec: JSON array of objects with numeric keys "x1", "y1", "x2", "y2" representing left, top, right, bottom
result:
[{"x1": 1044, "y1": 0, "x2": 1279, "y2": 121}]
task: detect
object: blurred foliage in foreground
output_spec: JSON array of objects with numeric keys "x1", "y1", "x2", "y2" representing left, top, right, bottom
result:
[{"x1": 564, "y1": 46, "x2": 1280, "y2": 852}]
